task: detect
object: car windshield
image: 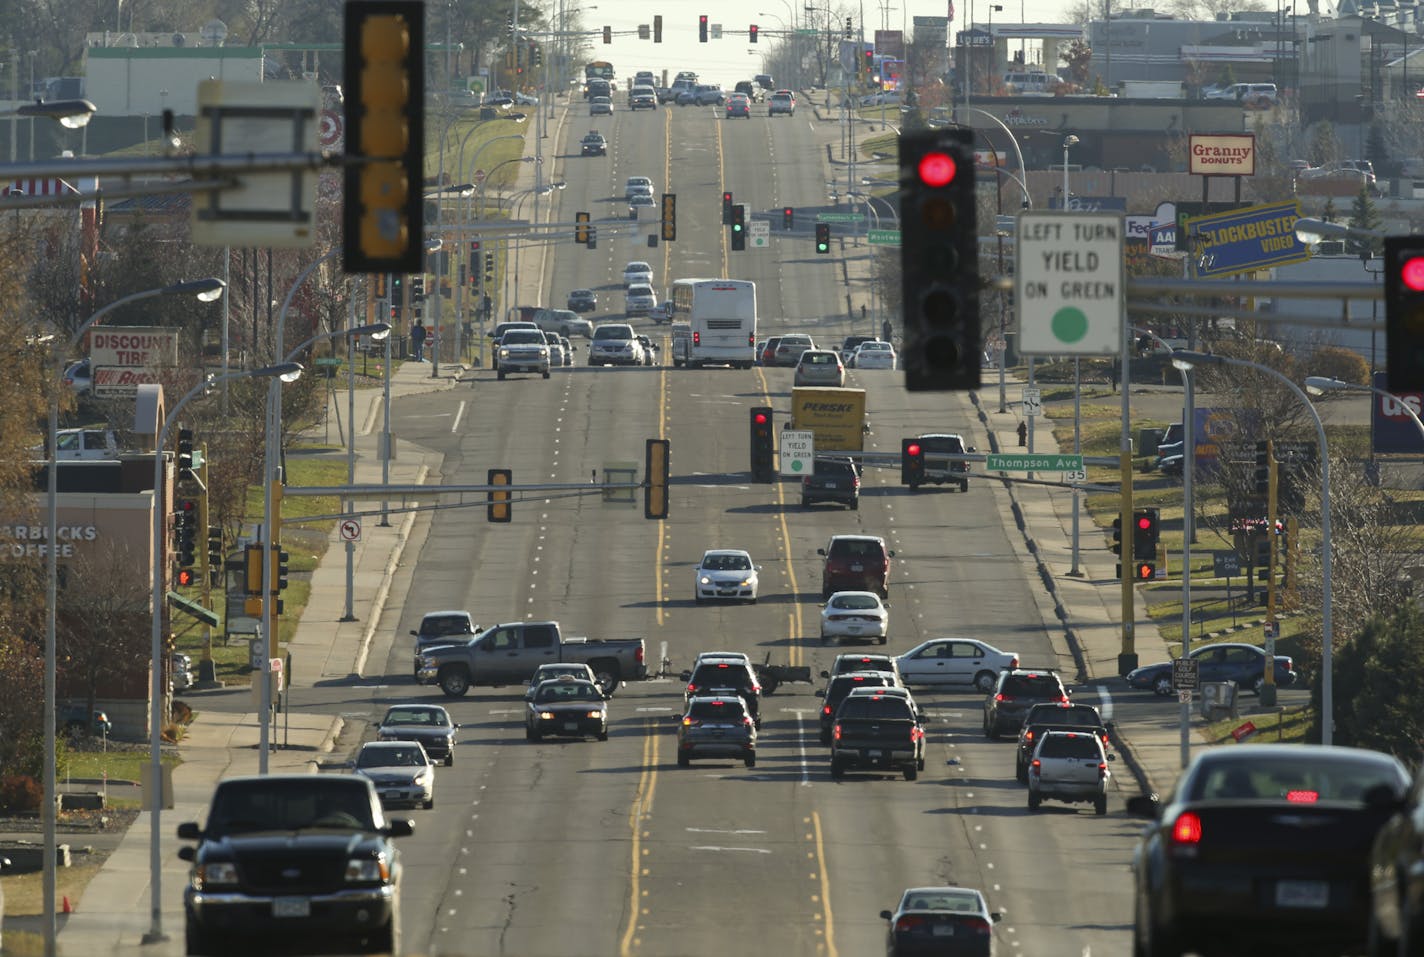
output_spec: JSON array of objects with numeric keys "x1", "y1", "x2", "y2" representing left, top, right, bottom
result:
[
  {"x1": 691, "y1": 664, "x2": 753, "y2": 688},
  {"x1": 502, "y1": 331, "x2": 545, "y2": 345},
  {"x1": 1003, "y1": 674, "x2": 1064, "y2": 697},
  {"x1": 689, "y1": 700, "x2": 746, "y2": 720},
  {"x1": 1027, "y1": 705, "x2": 1098, "y2": 727},
  {"x1": 859, "y1": 342, "x2": 890, "y2": 352},
  {"x1": 383, "y1": 708, "x2": 448, "y2": 727},
  {"x1": 830, "y1": 593, "x2": 880, "y2": 610},
  {"x1": 594, "y1": 326, "x2": 633, "y2": 340},
  {"x1": 902, "y1": 891, "x2": 982, "y2": 913},
  {"x1": 357, "y1": 746, "x2": 427, "y2": 768},
  {"x1": 829, "y1": 674, "x2": 891, "y2": 699},
  {"x1": 702, "y1": 553, "x2": 751, "y2": 570},
  {"x1": 534, "y1": 666, "x2": 589, "y2": 683},
  {"x1": 829, "y1": 539, "x2": 881, "y2": 559},
  {"x1": 1189, "y1": 755, "x2": 1404, "y2": 803},
  {"x1": 535, "y1": 682, "x2": 603, "y2": 703},
  {"x1": 420, "y1": 615, "x2": 472, "y2": 637},
  {"x1": 802, "y1": 353, "x2": 837, "y2": 366},
  {"x1": 208, "y1": 780, "x2": 378, "y2": 835},
  {"x1": 1038, "y1": 734, "x2": 1102, "y2": 759}
]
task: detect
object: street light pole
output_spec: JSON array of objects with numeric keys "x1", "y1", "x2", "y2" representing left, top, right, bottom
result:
[
  {"x1": 1177, "y1": 352, "x2": 1335, "y2": 745},
  {"x1": 47, "y1": 277, "x2": 223, "y2": 957},
  {"x1": 144, "y1": 362, "x2": 299, "y2": 946}
]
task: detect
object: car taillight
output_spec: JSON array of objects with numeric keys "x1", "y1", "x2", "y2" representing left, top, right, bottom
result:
[
  {"x1": 1010, "y1": 656, "x2": 1020, "y2": 668},
  {"x1": 895, "y1": 915, "x2": 926, "y2": 932},
  {"x1": 1031, "y1": 759, "x2": 1041, "y2": 769},
  {"x1": 852, "y1": 476, "x2": 861, "y2": 488},
  {"x1": 1171, "y1": 812, "x2": 1203, "y2": 845},
  {"x1": 687, "y1": 684, "x2": 698, "y2": 694},
  {"x1": 1055, "y1": 695, "x2": 1069, "y2": 703},
  {"x1": 743, "y1": 717, "x2": 754, "y2": 727},
  {"x1": 636, "y1": 646, "x2": 644, "y2": 664},
  {"x1": 833, "y1": 723, "x2": 842, "y2": 741},
  {"x1": 803, "y1": 477, "x2": 812, "y2": 487},
  {"x1": 751, "y1": 684, "x2": 761, "y2": 694},
  {"x1": 1098, "y1": 762, "x2": 1108, "y2": 778},
  {"x1": 1023, "y1": 730, "x2": 1034, "y2": 742},
  {"x1": 682, "y1": 717, "x2": 699, "y2": 726},
  {"x1": 964, "y1": 917, "x2": 992, "y2": 935},
  {"x1": 823, "y1": 705, "x2": 832, "y2": 716},
  {"x1": 910, "y1": 726, "x2": 924, "y2": 742},
  {"x1": 996, "y1": 693, "x2": 1011, "y2": 702},
  {"x1": 1286, "y1": 790, "x2": 1319, "y2": 803}
]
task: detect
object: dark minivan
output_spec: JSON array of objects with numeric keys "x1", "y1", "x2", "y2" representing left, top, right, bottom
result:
[{"x1": 818, "y1": 534, "x2": 894, "y2": 599}]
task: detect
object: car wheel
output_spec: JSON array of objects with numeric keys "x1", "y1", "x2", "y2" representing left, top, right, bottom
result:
[
  {"x1": 497, "y1": 370, "x2": 506, "y2": 380},
  {"x1": 438, "y1": 667, "x2": 471, "y2": 698},
  {"x1": 908, "y1": 481, "x2": 920, "y2": 491},
  {"x1": 1095, "y1": 795, "x2": 1108, "y2": 815},
  {"x1": 444, "y1": 753, "x2": 454, "y2": 767},
  {"x1": 1249, "y1": 675, "x2": 1266, "y2": 695},
  {"x1": 1016, "y1": 759, "x2": 1028, "y2": 784},
  {"x1": 598, "y1": 730, "x2": 609, "y2": 742},
  {"x1": 1152, "y1": 675, "x2": 1173, "y2": 696},
  {"x1": 960, "y1": 481, "x2": 969, "y2": 492},
  {"x1": 745, "y1": 754, "x2": 756, "y2": 768},
  {"x1": 694, "y1": 592, "x2": 705, "y2": 604},
  {"x1": 850, "y1": 499, "x2": 859, "y2": 511},
  {"x1": 903, "y1": 765, "x2": 918, "y2": 781},
  {"x1": 1028, "y1": 790, "x2": 1041, "y2": 810},
  {"x1": 830, "y1": 758, "x2": 845, "y2": 779},
  {"x1": 974, "y1": 671, "x2": 997, "y2": 693},
  {"x1": 984, "y1": 718, "x2": 999, "y2": 740},
  {"x1": 677, "y1": 751, "x2": 690, "y2": 767},
  {"x1": 819, "y1": 731, "x2": 831, "y2": 746},
  {"x1": 185, "y1": 921, "x2": 222, "y2": 956},
  {"x1": 542, "y1": 370, "x2": 550, "y2": 379},
  {"x1": 801, "y1": 498, "x2": 810, "y2": 508},
  {"x1": 423, "y1": 796, "x2": 434, "y2": 810},
  {"x1": 878, "y1": 636, "x2": 887, "y2": 645},
  {"x1": 526, "y1": 726, "x2": 540, "y2": 741}
]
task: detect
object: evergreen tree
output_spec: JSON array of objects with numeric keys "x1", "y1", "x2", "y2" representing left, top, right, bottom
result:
[
  {"x1": 1323, "y1": 603, "x2": 1424, "y2": 756},
  {"x1": 1348, "y1": 185, "x2": 1383, "y2": 260}
]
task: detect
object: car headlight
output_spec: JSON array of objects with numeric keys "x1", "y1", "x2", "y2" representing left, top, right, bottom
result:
[
  {"x1": 420, "y1": 656, "x2": 436, "y2": 668},
  {"x1": 196, "y1": 862, "x2": 239, "y2": 887},
  {"x1": 414, "y1": 769, "x2": 431, "y2": 786},
  {"x1": 538, "y1": 710, "x2": 556, "y2": 720},
  {"x1": 739, "y1": 577, "x2": 754, "y2": 587},
  {"x1": 587, "y1": 710, "x2": 605, "y2": 720},
  {"x1": 345, "y1": 855, "x2": 391, "y2": 882},
  {"x1": 538, "y1": 347, "x2": 548, "y2": 357},
  {"x1": 699, "y1": 575, "x2": 711, "y2": 584},
  {"x1": 499, "y1": 348, "x2": 511, "y2": 358}
]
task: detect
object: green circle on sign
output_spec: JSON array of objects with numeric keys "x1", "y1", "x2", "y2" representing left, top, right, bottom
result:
[
  {"x1": 1051, "y1": 306, "x2": 1089, "y2": 343},
  {"x1": 791, "y1": 459, "x2": 805, "y2": 472}
]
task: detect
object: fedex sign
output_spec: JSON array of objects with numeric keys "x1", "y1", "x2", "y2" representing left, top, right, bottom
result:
[{"x1": 1371, "y1": 372, "x2": 1424, "y2": 453}]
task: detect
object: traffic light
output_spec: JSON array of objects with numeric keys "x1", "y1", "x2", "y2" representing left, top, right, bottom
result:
[
  {"x1": 576, "y1": 210, "x2": 591, "y2": 245},
  {"x1": 901, "y1": 438, "x2": 925, "y2": 487},
  {"x1": 782, "y1": 206, "x2": 794, "y2": 230},
  {"x1": 532, "y1": 43, "x2": 542, "y2": 66},
  {"x1": 661, "y1": 193, "x2": 677, "y2": 242},
  {"x1": 487, "y1": 468, "x2": 512, "y2": 522},
  {"x1": 176, "y1": 498, "x2": 198, "y2": 568},
  {"x1": 411, "y1": 274, "x2": 426, "y2": 301},
  {"x1": 343, "y1": 0, "x2": 425, "y2": 274},
  {"x1": 730, "y1": 204, "x2": 746, "y2": 251},
  {"x1": 654, "y1": 14, "x2": 663, "y2": 42},
  {"x1": 176, "y1": 567, "x2": 196, "y2": 588},
  {"x1": 207, "y1": 526, "x2": 223, "y2": 587},
  {"x1": 1385, "y1": 236, "x2": 1424, "y2": 392},
  {"x1": 603, "y1": 25, "x2": 612, "y2": 43},
  {"x1": 275, "y1": 549, "x2": 290, "y2": 592},
  {"x1": 749, "y1": 23, "x2": 758, "y2": 42},
  {"x1": 1254, "y1": 439, "x2": 1271, "y2": 496},
  {"x1": 844, "y1": 16, "x2": 854, "y2": 38},
  {"x1": 1133, "y1": 508, "x2": 1159, "y2": 581},
  {"x1": 816, "y1": 222, "x2": 830, "y2": 254},
  {"x1": 644, "y1": 438, "x2": 670, "y2": 519},
  {"x1": 587, "y1": 227, "x2": 597, "y2": 249},
  {"x1": 484, "y1": 252, "x2": 495, "y2": 283},
  {"x1": 722, "y1": 191, "x2": 733, "y2": 225},
  {"x1": 900, "y1": 128, "x2": 980, "y2": 392},
  {"x1": 700, "y1": 14, "x2": 709, "y2": 41},
  {"x1": 750, "y1": 407, "x2": 774, "y2": 482},
  {"x1": 177, "y1": 428, "x2": 195, "y2": 483},
  {"x1": 864, "y1": 48, "x2": 874, "y2": 77},
  {"x1": 1110, "y1": 516, "x2": 1124, "y2": 578},
  {"x1": 374, "y1": 273, "x2": 388, "y2": 298},
  {"x1": 506, "y1": 14, "x2": 514, "y2": 36}
]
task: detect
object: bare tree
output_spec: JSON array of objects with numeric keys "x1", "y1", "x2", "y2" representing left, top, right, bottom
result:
[{"x1": 57, "y1": 539, "x2": 153, "y2": 722}]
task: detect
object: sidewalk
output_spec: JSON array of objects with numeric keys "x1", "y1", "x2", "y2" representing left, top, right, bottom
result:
[{"x1": 49, "y1": 358, "x2": 459, "y2": 954}]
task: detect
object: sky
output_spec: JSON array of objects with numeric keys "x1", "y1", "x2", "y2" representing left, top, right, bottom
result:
[{"x1": 570, "y1": 0, "x2": 1081, "y2": 88}]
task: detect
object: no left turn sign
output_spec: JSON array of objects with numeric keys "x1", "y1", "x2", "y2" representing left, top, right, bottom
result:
[
  {"x1": 319, "y1": 110, "x2": 343, "y2": 148},
  {"x1": 339, "y1": 518, "x2": 361, "y2": 542}
]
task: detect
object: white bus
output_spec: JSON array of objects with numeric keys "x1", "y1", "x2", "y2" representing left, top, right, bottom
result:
[{"x1": 669, "y1": 279, "x2": 757, "y2": 369}]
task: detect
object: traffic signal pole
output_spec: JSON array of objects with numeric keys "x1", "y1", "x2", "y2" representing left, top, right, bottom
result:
[{"x1": 1119, "y1": 302, "x2": 1136, "y2": 677}]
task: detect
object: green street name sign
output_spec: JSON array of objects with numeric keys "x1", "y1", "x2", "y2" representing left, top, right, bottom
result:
[
  {"x1": 867, "y1": 228, "x2": 901, "y2": 245},
  {"x1": 816, "y1": 212, "x2": 866, "y2": 223},
  {"x1": 986, "y1": 453, "x2": 1084, "y2": 472}
]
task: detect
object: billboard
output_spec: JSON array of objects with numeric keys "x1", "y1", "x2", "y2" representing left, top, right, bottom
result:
[
  {"x1": 874, "y1": 29, "x2": 904, "y2": 59},
  {"x1": 1188, "y1": 133, "x2": 1256, "y2": 177},
  {"x1": 1186, "y1": 200, "x2": 1309, "y2": 278},
  {"x1": 89, "y1": 327, "x2": 179, "y2": 368},
  {"x1": 1371, "y1": 372, "x2": 1424, "y2": 454}
]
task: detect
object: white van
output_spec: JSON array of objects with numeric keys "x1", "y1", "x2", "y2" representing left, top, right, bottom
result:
[
  {"x1": 1002, "y1": 72, "x2": 1055, "y2": 95},
  {"x1": 1205, "y1": 82, "x2": 1278, "y2": 107}
]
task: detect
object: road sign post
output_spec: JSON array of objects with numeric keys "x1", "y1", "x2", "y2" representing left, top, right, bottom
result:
[{"x1": 1015, "y1": 212, "x2": 1125, "y2": 356}]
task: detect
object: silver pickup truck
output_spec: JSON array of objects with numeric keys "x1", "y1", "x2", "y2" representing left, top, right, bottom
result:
[{"x1": 416, "y1": 620, "x2": 646, "y2": 698}]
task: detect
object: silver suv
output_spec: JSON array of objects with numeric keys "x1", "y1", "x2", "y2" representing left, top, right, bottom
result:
[
  {"x1": 495, "y1": 328, "x2": 551, "y2": 380},
  {"x1": 1027, "y1": 730, "x2": 1113, "y2": 815},
  {"x1": 588, "y1": 323, "x2": 644, "y2": 366},
  {"x1": 769, "y1": 91, "x2": 795, "y2": 116}
]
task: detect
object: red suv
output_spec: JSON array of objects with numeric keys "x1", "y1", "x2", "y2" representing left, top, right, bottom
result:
[{"x1": 818, "y1": 534, "x2": 894, "y2": 600}]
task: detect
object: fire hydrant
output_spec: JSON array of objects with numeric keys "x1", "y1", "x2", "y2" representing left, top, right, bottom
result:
[{"x1": 1017, "y1": 421, "x2": 1028, "y2": 447}]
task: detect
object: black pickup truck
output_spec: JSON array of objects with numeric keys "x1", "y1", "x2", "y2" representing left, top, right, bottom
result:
[
  {"x1": 800, "y1": 457, "x2": 861, "y2": 509},
  {"x1": 1015, "y1": 702, "x2": 1110, "y2": 783},
  {"x1": 829, "y1": 692, "x2": 925, "y2": 781}
]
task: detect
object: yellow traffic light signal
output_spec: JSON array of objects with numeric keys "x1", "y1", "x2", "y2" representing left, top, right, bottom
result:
[
  {"x1": 644, "y1": 439, "x2": 670, "y2": 519},
  {"x1": 575, "y1": 211, "x2": 590, "y2": 245},
  {"x1": 487, "y1": 469, "x2": 512, "y2": 522},
  {"x1": 343, "y1": 1, "x2": 425, "y2": 274},
  {"x1": 660, "y1": 193, "x2": 676, "y2": 242}
]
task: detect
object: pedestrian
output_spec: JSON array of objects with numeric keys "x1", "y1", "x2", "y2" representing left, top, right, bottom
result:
[
  {"x1": 1017, "y1": 421, "x2": 1027, "y2": 447},
  {"x1": 880, "y1": 318, "x2": 893, "y2": 343},
  {"x1": 411, "y1": 319, "x2": 427, "y2": 362}
]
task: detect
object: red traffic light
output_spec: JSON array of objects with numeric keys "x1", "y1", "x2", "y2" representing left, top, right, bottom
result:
[
  {"x1": 906, "y1": 443, "x2": 922, "y2": 456},
  {"x1": 177, "y1": 568, "x2": 196, "y2": 587},
  {"x1": 1402, "y1": 255, "x2": 1424, "y2": 292},
  {"x1": 917, "y1": 151, "x2": 957, "y2": 188},
  {"x1": 1136, "y1": 563, "x2": 1154, "y2": 580},
  {"x1": 1136, "y1": 515, "x2": 1154, "y2": 531},
  {"x1": 723, "y1": 191, "x2": 732, "y2": 202},
  {"x1": 754, "y1": 412, "x2": 769, "y2": 425},
  {"x1": 179, "y1": 499, "x2": 197, "y2": 514}
]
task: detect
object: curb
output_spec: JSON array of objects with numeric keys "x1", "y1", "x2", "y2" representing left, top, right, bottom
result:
[
  {"x1": 352, "y1": 462, "x2": 431, "y2": 678},
  {"x1": 302, "y1": 715, "x2": 346, "y2": 774}
]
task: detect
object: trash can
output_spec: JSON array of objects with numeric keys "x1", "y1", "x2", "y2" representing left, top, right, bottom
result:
[{"x1": 1199, "y1": 681, "x2": 1238, "y2": 721}]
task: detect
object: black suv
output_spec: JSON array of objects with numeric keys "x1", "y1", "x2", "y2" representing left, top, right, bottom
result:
[
  {"x1": 801, "y1": 457, "x2": 860, "y2": 510},
  {"x1": 683, "y1": 659, "x2": 762, "y2": 727},
  {"x1": 983, "y1": 668, "x2": 1069, "y2": 739},
  {"x1": 1014, "y1": 702, "x2": 1108, "y2": 782},
  {"x1": 177, "y1": 774, "x2": 412, "y2": 956},
  {"x1": 821, "y1": 652, "x2": 902, "y2": 685},
  {"x1": 818, "y1": 671, "x2": 897, "y2": 744}
]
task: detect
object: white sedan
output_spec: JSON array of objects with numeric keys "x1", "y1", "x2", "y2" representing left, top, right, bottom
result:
[
  {"x1": 852, "y1": 341, "x2": 897, "y2": 369},
  {"x1": 693, "y1": 549, "x2": 760, "y2": 603},
  {"x1": 820, "y1": 591, "x2": 889, "y2": 643},
  {"x1": 895, "y1": 638, "x2": 1019, "y2": 691}
]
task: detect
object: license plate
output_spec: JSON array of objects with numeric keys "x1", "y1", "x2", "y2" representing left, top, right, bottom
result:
[
  {"x1": 847, "y1": 626, "x2": 863, "y2": 634},
  {"x1": 850, "y1": 563, "x2": 863, "y2": 572},
  {"x1": 384, "y1": 790, "x2": 400, "y2": 801},
  {"x1": 1276, "y1": 880, "x2": 1329, "y2": 909},
  {"x1": 564, "y1": 722, "x2": 579, "y2": 731},
  {"x1": 931, "y1": 923, "x2": 955, "y2": 937},
  {"x1": 868, "y1": 749, "x2": 882, "y2": 758},
  {"x1": 273, "y1": 897, "x2": 310, "y2": 918}
]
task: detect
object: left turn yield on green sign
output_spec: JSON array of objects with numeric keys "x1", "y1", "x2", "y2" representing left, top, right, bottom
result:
[{"x1": 1015, "y1": 211, "x2": 1124, "y2": 356}]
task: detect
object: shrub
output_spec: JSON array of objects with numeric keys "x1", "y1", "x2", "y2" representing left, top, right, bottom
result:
[
  {"x1": 0, "y1": 773, "x2": 43, "y2": 813},
  {"x1": 1308, "y1": 345, "x2": 1368, "y2": 385}
]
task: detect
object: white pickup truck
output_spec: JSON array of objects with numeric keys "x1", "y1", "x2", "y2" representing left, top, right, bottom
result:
[{"x1": 1027, "y1": 730, "x2": 1113, "y2": 815}]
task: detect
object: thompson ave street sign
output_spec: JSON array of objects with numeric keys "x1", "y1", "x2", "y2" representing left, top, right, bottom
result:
[{"x1": 986, "y1": 453, "x2": 1084, "y2": 472}]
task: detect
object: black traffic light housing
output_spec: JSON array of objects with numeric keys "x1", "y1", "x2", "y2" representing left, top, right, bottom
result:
[
  {"x1": 276, "y1": 549, "x2": 290, "y2": 591},
  {"x1": 603, "y1": 25, "x2": 612, "y2": 43},
  {"x1": 645, "y1": 439, "x2": 670, "y2": 519},
  {"x1": 654, "y1": 14, "x2": 663, "y2": 41},
  {"x1": 700, "y1": 14, "x2": 709, "y2": 41},
  {"x1": 783, "y1": 206, "x2": 794, "y2": 230},
  {"x1": 900, "y1": 128, "x2": 980, "y2": 392},
  {"x1": 1110, "y1": 516, "x2": 1125, "y2": 579},
  {"x1": 750, "y1": 407, "x2": 774, "y2": 482},
  {"x1": 1254, "y1": 439, "x2": 1271, "y2": 496},
  {"x1": 722, "y1": 191, "x2": 733, "y2": 225},
  {"x1": 730, "y1": 204, "x2": 746, "y2": 251},
  {"x1": 749, "y1": 23, "x2": 758, "y2": 42},
  {"x1": 207, "y1": 526, "x2": 223, "y2": 587},
  {"x1": 484, "y1": 252, "x2": 495, "y2": 283},
  {"x1": 901, "y1": 438, "x2": 925, "y2": 487},
  {"x1": 1132, "y1": 508, "x2": 1159, "y2": 581},
  {"x1": 176, "y1": 499, "x2": 198, "y2": 568},
  {"x1": 661, "y1": 193, "x2": 677, "y2": 242},
  {"x1": 815, "y1": 222, "x2": 830, "y2": 254},
  {"x1": 487, "y1": 468, "x2": 512, "y2": 522},
  {"x1": 343, "y1": 0, "x2": 426, "y2": 274},
  {"x1": 177, "y1": 428, "x2": 195, "y2": 483},
  {"x1": 576, "y1": 211, "x2": 591, "y2": 245},
  {"x1": 1385, "y1": 236, "x2": 1424, "y2": 392}
]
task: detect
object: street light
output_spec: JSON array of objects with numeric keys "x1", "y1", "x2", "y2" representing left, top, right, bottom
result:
[
  {"x1": 1306, "y1": 376, "x2": 1424, "y2": 444},
  {"x1": 145, "y1": 361, "x2": 300, "y2": 946},
  {"x1": 7, "y1": 98, "x2": 98, "y2": 127},
  {"x1": 1061, "y1": 134, "x2": 1079, "y2": 206},
  {"x1": 1294, "y1": 217, "x2": 1385, "y2": 245},
  {"x1": 1174, "y1": 350, "x2": 1335, "y2": 746},
  {"x1": 43, "y1": 276, "x2": 223, "y2": 957}
]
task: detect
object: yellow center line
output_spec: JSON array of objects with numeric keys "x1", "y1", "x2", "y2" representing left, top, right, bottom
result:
[
  {"x1": 620, "y1": 727, "x2": 659, "y2": 956},
  {"x1": 812, "y1": 811, "x2": 838, "y2": 957}
]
